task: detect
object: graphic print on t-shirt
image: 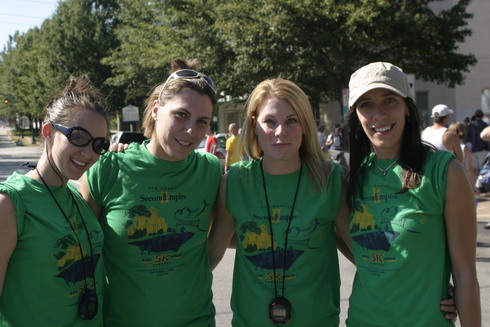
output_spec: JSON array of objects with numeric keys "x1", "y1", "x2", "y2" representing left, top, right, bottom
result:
[
  {"x1": 54, "y1": 217, "x2": 101, "y2": 286},
  {"x1": 350, "y1": 203, "x2": 400, "y2": 251},
  {"x1": 350, "y1": 185, "x2": 426, "y2": 275},
  {"x1": 240, "y1": 207, "x2": 320, "y2": 276},
  {"x1": 125, "y1": 205, "x2": 197, "y2": 253}
]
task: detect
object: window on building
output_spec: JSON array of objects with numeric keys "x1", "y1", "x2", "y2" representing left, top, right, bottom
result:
[{"x1": 482, "y1": 89, "x2": 490, "y2": 113}]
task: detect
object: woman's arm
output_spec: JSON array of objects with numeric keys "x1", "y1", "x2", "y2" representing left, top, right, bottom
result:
[
  {"x1": 334, "y1": 180, "x2": 354, "y2": 263},
  {"x1": 444, "y1": 159, "x2": 481, "y2": 326},
  {"x1": 480, "y1": 126, "x2": 490, "y2": 142},
  {"x1": 0, "y1": 193, "x2": 18, "y2": 295},
  {"x1": 80, "y1": 174, "x2": 102, "y2": 219},
  {"x1": 207, "y1": 174, "x2": 236, "y2": 271}
]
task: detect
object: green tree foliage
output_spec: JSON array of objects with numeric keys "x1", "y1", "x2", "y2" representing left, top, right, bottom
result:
[
  {"x1": 102, "y1": 0, "x2": 227, "y2": 103},
  {"x1": 0, "y1": 0, "x2": 477, "y2": 119},
  {"x1": 213, "y1": 0, "x2": 476, "y2": 103},
  {"x1": 0, "y1": 0, "x2": 121, "y2": 118}
]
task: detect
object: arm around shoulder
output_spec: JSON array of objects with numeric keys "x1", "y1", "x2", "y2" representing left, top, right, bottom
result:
[{"x1": 444, "y1": 159, "x2": 481, "y2": 326}]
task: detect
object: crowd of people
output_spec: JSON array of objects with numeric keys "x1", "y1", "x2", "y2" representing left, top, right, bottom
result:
[{"x1": 0, "y1": 58, "x2": 482, "y2": 326}]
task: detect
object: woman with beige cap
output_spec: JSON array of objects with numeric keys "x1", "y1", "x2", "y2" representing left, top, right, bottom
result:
[{"x1": 345, "y1": 62, "x2": 480, "y2": 326}]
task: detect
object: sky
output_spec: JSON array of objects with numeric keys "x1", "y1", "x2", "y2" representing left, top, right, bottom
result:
[{"x1": 0, "y1": 0, "x2": 59, "y2": 49}]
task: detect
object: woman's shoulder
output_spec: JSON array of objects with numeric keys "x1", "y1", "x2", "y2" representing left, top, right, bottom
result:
[
  {"x1": 422, "y1": 147, "x2": 455, "y2": 175},
  {"x1": 425, "y1": 147, "x2": 454, "y2": 161},
  {"x1": 0, "y1": 172, "x2": 34, "y2": 191},
  {"x1": 194, "y1": 150, "x2": 223, "y2": 175},
  {"x1": 227, "y1": 160, "x2": 256, "y2": 180}
]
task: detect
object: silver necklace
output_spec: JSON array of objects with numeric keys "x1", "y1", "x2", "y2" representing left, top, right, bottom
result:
[{"x1": 373, "y1": 159, "x2": 398, "y2": 176}]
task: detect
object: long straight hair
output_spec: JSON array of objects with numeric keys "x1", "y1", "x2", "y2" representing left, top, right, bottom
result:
[
  {"x1": 241, "y1": 78, "x2": 333, "y2": 193},
  {"x1": 346, "y1": 97, "x2": 431, "y2": 209}
]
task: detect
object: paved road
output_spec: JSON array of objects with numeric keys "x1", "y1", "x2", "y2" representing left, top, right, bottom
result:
[{"x1": 0, "y1": 126, "x2": 488, "y2": 326}]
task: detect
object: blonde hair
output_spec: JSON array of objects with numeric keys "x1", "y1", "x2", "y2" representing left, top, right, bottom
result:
[
  {"x1": 241, "y1": 78, "x2": 333, "y2": 192},
  {"x1": 448, "y1": 121, "x2": 467, "y2": 142},
  {"x1": 141, "y1": 57, "x2": 217, "y2": 138}
]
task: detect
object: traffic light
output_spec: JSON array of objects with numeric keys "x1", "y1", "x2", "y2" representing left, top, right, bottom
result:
[{"x1": 3, "y1": 98, "x2": 8, "y2": 104}]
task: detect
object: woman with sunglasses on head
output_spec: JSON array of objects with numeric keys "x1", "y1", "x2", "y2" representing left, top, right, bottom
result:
[
  {"x1": 345, "y1": 62, "x2": 480, "y2": 326},
  {"x1": 208, "y1": 78, "x2": 352, "y2": 326},
  {"x1": 0, "y1": 75, "x2": 110, "y2": 326},
  {"x1": 80, "y1": 58, "x2": 221, "y2": 326}
]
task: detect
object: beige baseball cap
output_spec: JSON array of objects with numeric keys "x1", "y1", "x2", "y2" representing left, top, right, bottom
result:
[{"x1": 348, "y1": 62, "x2": 412, "y2": 108}]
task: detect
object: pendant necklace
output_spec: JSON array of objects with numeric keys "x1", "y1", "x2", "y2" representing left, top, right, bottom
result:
[
  {"x1": 260, "y1": 160, "x2": 302, "y2": 326},
  {"x1": 373, "y1": 159, "x2": 398, "y2": 176}
]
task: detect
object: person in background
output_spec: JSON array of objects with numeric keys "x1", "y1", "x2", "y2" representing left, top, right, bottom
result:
[
  {"x1": 0, "y1": 75, "x2": 110, "y2": 326},
  {"x1": 346, "y1": 61, "x2": 480, "y2": 326},
  {"x1": 326, "y1": 124, "x2": 347, "y2": 167},
  {"x1": 421, "y1": 104, "x2": 463, "y2": 163},
  {"x1": 81, "y1": 58, "x2": 221, "y2": 326},
  {"x1": 238, "y1": 127, "x2": 249, "y2": 161},
  {"x1": 317, "y1": 124, "x2": 327, "y2": 152},
  {"x1": 448, "y1": 122, "x2": 479, "y2": 199},
  {"x1": 479, "y1": 125, "x2": 490, "y2": 229},
  {"x1": 208, "y1": 78, "x2": 352, "y2": 326},
  {"x1": 326, "y1": 124, "x2": 344, "y2": 151},
  {"x1": 468, "y1": 109, "x2": 489, "y2": 175},
  {"x1": 205, "y1": 126, "x2": 217, "y2": 155},
  {"x1": 225, "y1": 122, "x2": 240, "y2": 172}
]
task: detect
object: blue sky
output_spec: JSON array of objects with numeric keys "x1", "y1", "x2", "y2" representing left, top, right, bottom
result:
[{"x1": 0, "y1": 0, "x2": 59, "y2": 50}]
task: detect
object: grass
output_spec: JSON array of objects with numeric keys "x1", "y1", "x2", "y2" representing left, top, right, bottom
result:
[{"x1": 6, "y1": 129, "x2": 40, "y2": 146}]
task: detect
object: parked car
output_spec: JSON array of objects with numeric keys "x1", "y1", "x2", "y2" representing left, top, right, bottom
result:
[
  {"x1": 111, "y1": 131, "x2": 147, "y2": 145},
  {"x1": 196, "y1": 133, "x2": 228, "y2": 168}
]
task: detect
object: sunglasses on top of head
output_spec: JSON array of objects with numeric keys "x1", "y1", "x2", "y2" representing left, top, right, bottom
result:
[
  {"x1": 50, "y1": 122, "x2": 110, "y2": 155},
  {"x1": 160, "y1": 69, "x2": 216, "y2": 97}
]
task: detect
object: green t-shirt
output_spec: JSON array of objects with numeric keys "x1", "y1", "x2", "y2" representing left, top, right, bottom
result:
[
  {"x1": 86, "y1": 141, "x2": 221, "y2": 327},
  {"x1": 0, "y1": 173, "x2": 104, "y2": 327},
  {"x1": 347, "y1": 150, "x2": 454, "y2": 327},
  {"x1": 227, "y1": 160, "x2": 342, "y2": 327}
]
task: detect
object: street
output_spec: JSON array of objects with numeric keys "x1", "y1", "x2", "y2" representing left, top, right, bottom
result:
[{"x1": 0, "y1": 126, "x2": 488, "y2": 326}]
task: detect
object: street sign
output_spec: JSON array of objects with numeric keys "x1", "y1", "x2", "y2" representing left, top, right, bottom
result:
[{"x1": 122, "y1": 105, "x2": 140, "y2": 122}]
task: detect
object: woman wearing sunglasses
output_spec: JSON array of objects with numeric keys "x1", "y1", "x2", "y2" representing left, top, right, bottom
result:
[
  {"x1": 0, "y1": 75, "x2": 110, "y2": 326},
  {"x1": 81, "y1": 58, "x2": 221, "y2": 326}
]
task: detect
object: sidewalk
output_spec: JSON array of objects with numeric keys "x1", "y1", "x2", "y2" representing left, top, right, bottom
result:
[{"x1": 0, "y1": 126, "x2": 43, "y2": 181}]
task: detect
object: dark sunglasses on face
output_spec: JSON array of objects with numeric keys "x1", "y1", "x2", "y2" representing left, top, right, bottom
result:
[
  {"x1": 50, "y1": 122, "x2": 110, "y2": 155},
  {"x1": 160, "y1": 69, "x2": 217, "y2": 100}
]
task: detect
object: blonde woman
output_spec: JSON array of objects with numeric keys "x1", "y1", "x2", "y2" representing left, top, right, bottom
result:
[{"x1": 208, "y1": 78, "x2": 351, "y2": 326}]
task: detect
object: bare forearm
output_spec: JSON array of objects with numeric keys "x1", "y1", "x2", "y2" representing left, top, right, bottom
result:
[{"x1": 454, "y1": 273, "x2": 481, "y2": 326}]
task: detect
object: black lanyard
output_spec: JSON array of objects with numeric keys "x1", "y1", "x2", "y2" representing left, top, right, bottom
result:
[
  {"x1": 260, "y1": 161, "x2": 303, "y2": 299},
  {"x1": 36, "y1": 169, "x2": 96, "y2": 284}
]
